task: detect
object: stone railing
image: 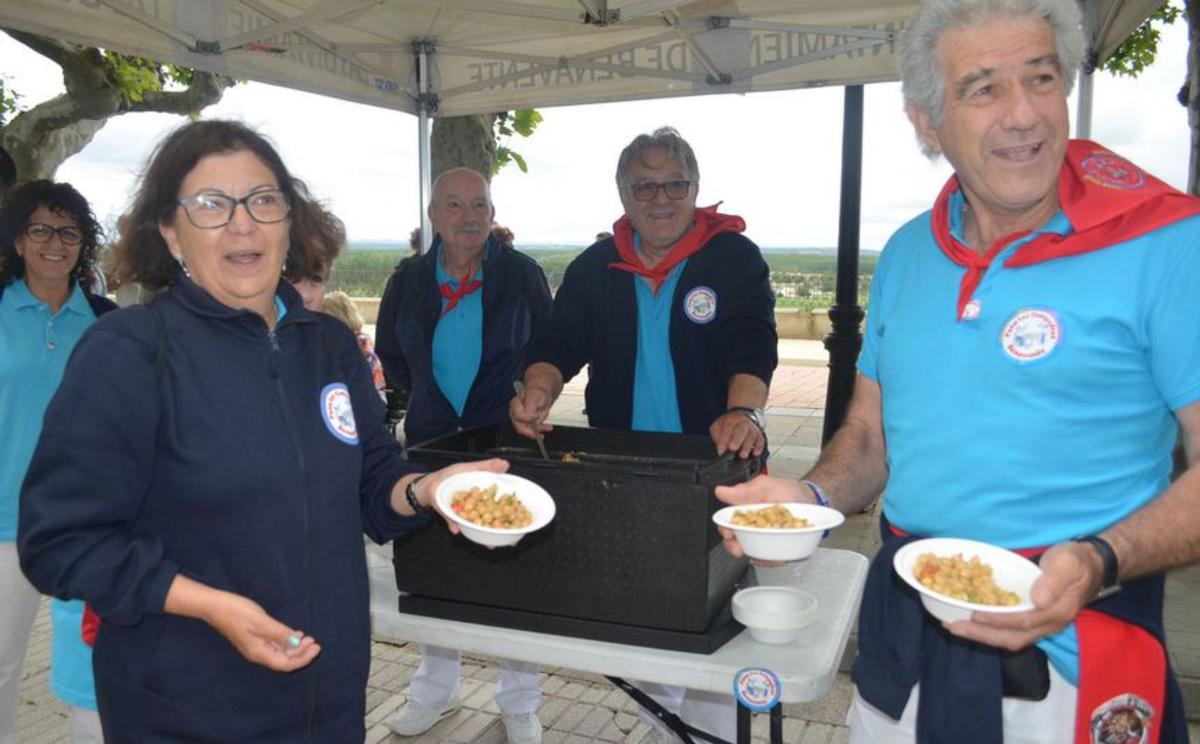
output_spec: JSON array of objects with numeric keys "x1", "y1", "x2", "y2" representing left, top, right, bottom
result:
[{"x1": 354, "y1": 299, "x2": 836, "y2": 341}]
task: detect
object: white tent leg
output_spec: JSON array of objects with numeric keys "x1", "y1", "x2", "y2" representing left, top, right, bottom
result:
[
  {"x1": 417, "y1": 43, "x2": 433, "y2": 254},
  {"x1": 1076, "y1": 69, "x2": 1094, "y2": 140}
]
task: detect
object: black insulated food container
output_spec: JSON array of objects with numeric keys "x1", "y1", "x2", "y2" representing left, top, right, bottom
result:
[{"x1": 393, "y1": 423, "x2": 759, "y2": 653}]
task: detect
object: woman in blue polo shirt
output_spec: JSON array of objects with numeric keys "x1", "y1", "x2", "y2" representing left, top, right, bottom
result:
[{"x1": 0, "y1": 180, "x2": 115, "y2": 743}]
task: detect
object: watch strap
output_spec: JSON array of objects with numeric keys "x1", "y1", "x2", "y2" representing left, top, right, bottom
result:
[
  {"x1": 727, "y1": 406, "x2": 765, "y2": 432},
  {"x1": 405, "y1": 473, "x2": 431, "y2": 514},
  {"x1": 1074, "y1": 535, "x2": 1119, "y2": 591}
]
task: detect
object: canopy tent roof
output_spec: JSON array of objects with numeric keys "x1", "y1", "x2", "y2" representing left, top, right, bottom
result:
[{"x1": 0, "y1": 0, "x2": 1162, "y2": 118}]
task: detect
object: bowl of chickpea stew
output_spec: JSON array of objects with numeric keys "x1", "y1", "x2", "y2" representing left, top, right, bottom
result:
[
  {"x1": 893, "y1": 538, "x2": 1041, "y2": 624},
  {"x1": 711, "y1": 502, "x2": 845, "y2": 562},
  {"x1": 435, "y1": 472, "x2": 556, "y2": 548}
]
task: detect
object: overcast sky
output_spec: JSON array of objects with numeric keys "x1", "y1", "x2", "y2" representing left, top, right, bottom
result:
[{"x1": 0, "y1": 20, "x2": 1190, "y2": 251}]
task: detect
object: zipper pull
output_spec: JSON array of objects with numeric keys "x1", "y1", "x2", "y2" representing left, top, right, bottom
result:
[{"x1": 268, "y1": 331, "x2": 281, "y2": 378}]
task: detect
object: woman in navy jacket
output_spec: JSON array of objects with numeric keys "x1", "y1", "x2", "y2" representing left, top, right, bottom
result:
[{"x1": 17, "y1": 120, "x2": 503, "y2": 743}]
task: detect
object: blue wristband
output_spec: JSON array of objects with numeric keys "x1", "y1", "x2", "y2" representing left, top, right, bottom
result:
[
  {"x1": 801, "y1": 479, "x2": 829, "y2": 508},
  {"x1": 802, "y1": 480, "x2": 830, "y2": 537}
]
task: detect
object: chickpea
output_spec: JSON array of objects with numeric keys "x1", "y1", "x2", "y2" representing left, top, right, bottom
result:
[
  {"x1": 730, "y1": 505, "x2": 812, "y2": 529},
  {"x1": 451, "y1": 485, "x2": 533, "y2": 529}
]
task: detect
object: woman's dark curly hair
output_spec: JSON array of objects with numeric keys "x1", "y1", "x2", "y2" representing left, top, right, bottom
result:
[
  {"x1": 0, "y1": 180, "x2": 104, "y2": 293},
  {"x1": 111, "y1": 119, "x2": 339, "y2": 289}
]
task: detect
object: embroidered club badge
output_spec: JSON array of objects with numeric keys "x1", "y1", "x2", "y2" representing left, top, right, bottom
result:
[
  {"x1": 684, "y1": 285, "x2": 717, "y2": 324},
  {"x1": 321, "y1": 382, "x2": 359, "y2": 445},
  {"x1": 1000, "y1": 308, "x2": 1061, "y2": 363},
  {"x1": 1080, "y1": 152, "x2": 1146, "y2": 191},
  {"x1": 1089, "y1": 693, "x2": 1154, "y2": 744}
]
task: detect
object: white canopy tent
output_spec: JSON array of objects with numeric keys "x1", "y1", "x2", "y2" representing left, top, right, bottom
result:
[{"x1": 0, "y1": 0, "x2": 1163, "y2": 435}]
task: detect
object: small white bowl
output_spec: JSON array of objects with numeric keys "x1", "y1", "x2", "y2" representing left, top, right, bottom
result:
[
  {"x1": 712, "y1": 502, "x2": 845, "y2": 562},
  {"x1": 893, "y1": 537, "x2": 1042, "y2": 624},
  {"x1": 731, "y1": 586, "x2": 818, "y2": 645},
  {"x1": 435, "y1": 472, "x2": 555, "y2": 548}
]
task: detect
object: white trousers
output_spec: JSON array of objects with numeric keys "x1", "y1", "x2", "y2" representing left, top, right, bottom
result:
[
  {"x1": 0, "y1": 542, "x2": 41, "y2": 744},
  {"x1": 68, "y1": 706, "x2": 104, "y2": 744},
  {"x1": 847, "y1": 662, "x2": 1078, "y2": 743},
  {"x1": 409, "y1": 645, "x2": 541, "y2": 715},
  {"x1": 638, "y1": 683, "x2": 737, "y2": 743}
]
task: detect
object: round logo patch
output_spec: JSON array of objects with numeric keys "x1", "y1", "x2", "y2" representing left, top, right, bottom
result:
[
  {"x1": 1080, "y1": 152, "x2": 1145, "y2": 190},
  {"x1": 320, "y1": 383, "x2": 359, "y2": 445},
  {"x1": 732, "y1": 667, "x2": 781, "y2": 712},
  {"x1": 1089, "y1": 693, "x2": 1154, "y2": 744},
  {"x1": 683, "y1": 286, "x2": 717, "y2": 324},
  {"x1": 1000, "y1": 308, "x2": 1061, "y2": 363}
]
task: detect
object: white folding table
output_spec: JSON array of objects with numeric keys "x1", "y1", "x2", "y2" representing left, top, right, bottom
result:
[{"x1": 369, "y1": 547, "x2": 868, "y2": 743}]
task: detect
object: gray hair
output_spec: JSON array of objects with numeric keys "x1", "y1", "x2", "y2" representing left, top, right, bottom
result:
[
  {"x1": 899, "y1": 0, "x2": 1085, "y2": 153},
  {"x1": 430, "y1": 167, "x2": 491, "y2": 209},
  {"x1": 615, "y1": 127, "x2": 700, "y2": 185}
]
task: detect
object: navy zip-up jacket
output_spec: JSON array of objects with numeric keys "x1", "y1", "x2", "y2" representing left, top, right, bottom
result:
[
  {"x1": 526, "y1": 232, "x2": 777, "y2": 434},
  {"x1": 18, "y1": 277, "x2": 424, "y2": 743},
  {"x1": 375, "y1": 236, "x2": 552, "y2": 446}
]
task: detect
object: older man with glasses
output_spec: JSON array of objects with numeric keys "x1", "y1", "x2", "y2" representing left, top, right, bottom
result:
[{"x1": 510, "y1": 126, "x2": 777, "y2": 744}]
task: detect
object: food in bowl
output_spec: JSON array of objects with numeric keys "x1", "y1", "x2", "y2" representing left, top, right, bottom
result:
[
  {"x1": 913, "y1": 552, "x2": 1020, "y2": 606},
  {"x1": 450, "y1": 485, "x2": 533, "y2": 529},
  {"x1": 731, "y1": 505, "x2": 813, "y2": 529}
]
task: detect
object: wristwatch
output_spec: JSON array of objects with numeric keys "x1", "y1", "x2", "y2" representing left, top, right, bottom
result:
[
  {"x1": 1074, "y1": 535, "x2": 1120, "y2": 598},
  {"x1": 728, "y1": 406, "x2": 766, "y2": 432},
  {"x1": 405, "y1": 473, "x2": 431, "y2": 515}
]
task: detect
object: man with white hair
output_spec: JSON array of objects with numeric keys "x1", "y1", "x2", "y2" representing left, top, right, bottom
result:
[
  {"x1": 377, "y1": 167, "x2": 553, "y2": 744},
  {"x1": 716, "y1": 0, "x2": 1200, "y2": 741}
]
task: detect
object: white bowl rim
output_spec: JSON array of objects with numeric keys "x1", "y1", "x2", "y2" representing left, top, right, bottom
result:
[
  {"x1": 893, "y1": 537, "x2": 1041, "y2": 615},
  {"x1": 711, "y1": 502, "x2": 845, "y2": 534},
  {"x1": 435, "y1": 472, "x2": 556, "y2": 535},
  {"x1": 732, "y1": 586, "x2": 818, "y2": 616}
]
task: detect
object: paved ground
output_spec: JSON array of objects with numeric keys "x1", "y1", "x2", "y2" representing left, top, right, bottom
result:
[{"x1": 15, "y1": 340, "x2": 1200, "y2": 741}]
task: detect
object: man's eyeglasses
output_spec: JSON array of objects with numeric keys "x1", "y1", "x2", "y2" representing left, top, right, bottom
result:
[
  {"x1": 24, "y1": 223, "x2": 84, "y2": 246},
  {"x1": 626, "y1": 180, "x2": 693, "y2": 202},
  {"x1": 177, "y1": 189, "x2": 291, "y2": 229}
]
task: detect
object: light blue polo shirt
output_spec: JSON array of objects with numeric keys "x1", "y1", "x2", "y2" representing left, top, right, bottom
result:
[
  {"x1": 0, "y1": 279, "x2": 98, "y2": 541},
  {"x1": 631, "y1": 233, "x2": 686, "y2": 433},
  {"x1": 432, "y1": 248, "x2": 484, "y2": 416},
  {"x1": 859, "y1": 190, "x2": 1200, "y2": 683},
  {"x1": 50, "y1": 599, "x2": 97, "y2": 710}
]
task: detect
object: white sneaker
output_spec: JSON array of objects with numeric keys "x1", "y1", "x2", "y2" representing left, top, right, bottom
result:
[
  {"x1": 387, "y1": 697, "x2": 460, "y2": 736},
  {"x1": 502, "y1": 711, "x2": 543, "y2": 744}
]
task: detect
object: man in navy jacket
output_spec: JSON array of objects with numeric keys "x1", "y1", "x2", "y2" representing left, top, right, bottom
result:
[
  {"x1": 511, "y1": 127, "x2": 777, "y2": 744},
  {"x1": 376, "y1": 168, "x2": 551, "y2": 744}
]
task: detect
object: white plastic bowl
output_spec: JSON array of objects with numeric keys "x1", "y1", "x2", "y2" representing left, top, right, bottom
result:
[
  {"x1": 893, "y1": 537, "x2": 1042, "y2": 624},
  {"x1": 731, "y1": 586, "x2": 818, "y2": 645},
  {"x1": 435, "y1": 472, "x2": 556, "y2": 548},
  {"x1": 712, "y1": 502, "x2": 845, "y2": 562}
]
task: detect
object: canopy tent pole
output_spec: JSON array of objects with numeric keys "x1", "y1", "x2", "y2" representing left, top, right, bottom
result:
[
  {"x1": 416, "y1": 41, "x2": 434, "y2": 254},
  {"x1": 1075, "y1": 0, "x2": 1098, "y2": 140},
  {"x1": 822, "y1": 84, "x2": 866, "y2": 446}
]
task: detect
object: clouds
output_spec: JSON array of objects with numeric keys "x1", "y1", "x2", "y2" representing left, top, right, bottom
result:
[{"x1": 2, "y1": 20, "x2": 1191, "y2": 249}]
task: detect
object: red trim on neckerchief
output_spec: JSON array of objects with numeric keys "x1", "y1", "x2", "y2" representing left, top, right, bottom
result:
[
  {"x1": 1074, "y1": 610, "x2": 1165, "y2": 744},
  {"x1": 932, "y1": 139, "x2": 1200, "y2": 321},
  {"x1": 608, "y1": 204, "x2": 746, "y2": 294},
  {"x1": 439, "y1": 273, "x2": 482, "y2": 317}
]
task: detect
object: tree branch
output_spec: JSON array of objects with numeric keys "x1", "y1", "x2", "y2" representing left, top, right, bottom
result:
[{"x1": 130, "y1": 71, "x2": 227, "y2": 115}]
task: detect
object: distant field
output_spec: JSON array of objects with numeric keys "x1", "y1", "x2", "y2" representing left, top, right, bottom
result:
[{"x1": 330, "y1": 247, "x2": 875, "y2": 311}]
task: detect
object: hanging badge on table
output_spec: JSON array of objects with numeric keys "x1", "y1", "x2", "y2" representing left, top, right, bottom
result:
[{"x1": 733, "y1": 667, "x2": 781, "y2": 712}]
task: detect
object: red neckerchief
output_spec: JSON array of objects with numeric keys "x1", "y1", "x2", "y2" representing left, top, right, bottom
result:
[
  {"x1": 439, "y1": 273, "x2": 482, "y2": 317},
  {"x1": 932, "y1": 140, "x2": 1200, "y2": 320},
  {"x1": 608, "y1": 204, "x2": 746, "y2": 294},
  {"x1": 1074, "y1": 610, "x2": 1166, "y2": 744}
]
